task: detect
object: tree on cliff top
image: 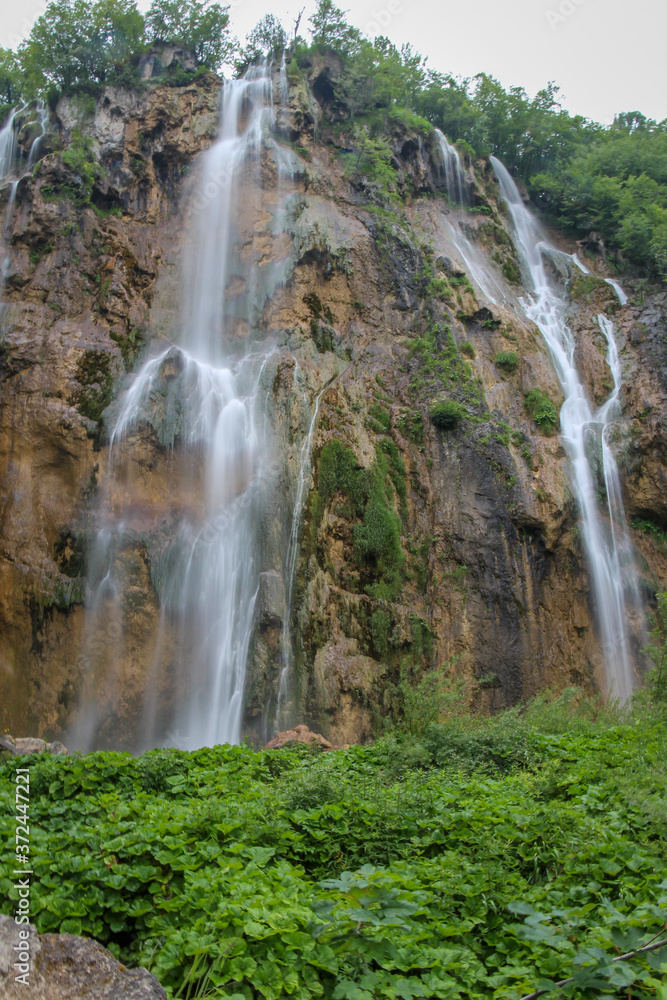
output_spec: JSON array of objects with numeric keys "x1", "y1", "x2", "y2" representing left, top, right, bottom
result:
[
  {"x1": 145, "y1": 0, "x2": 234, "y2": 70},
  {"x1": 19, "y1": 0, "x2": 146, "y2": 96},
  {"x1": 309, "y1": 0, "x2": 361, "y2": 57}
]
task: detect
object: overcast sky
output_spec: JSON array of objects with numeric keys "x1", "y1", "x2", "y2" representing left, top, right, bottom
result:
[{"x1": 1, "y1": 0, "x2": 665, "y2": 125}]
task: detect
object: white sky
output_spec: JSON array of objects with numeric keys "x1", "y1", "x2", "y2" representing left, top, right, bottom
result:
[{"x1": 1, "y1": 0, "x2": 665, "y2": 125}]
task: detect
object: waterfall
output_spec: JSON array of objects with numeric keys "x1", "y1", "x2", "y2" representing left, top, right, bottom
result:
[
  {"x1": 275, "y1": 378, "x2": 326, "y2": 730},
  {"x1": 491, "y1": 156, "x2": 641, "y2": 701},
  {"x1": 1, "y1": 103, "x2": 49, "y2": 321},
  {"x1": 73, "y1": 65, "x2": 307, "y2": 751},
  {"x1": 434, "y1": 129, "x2": 467, "y2": 205},
  {"x1": 0, "y1": 108, "x2": 21, "y2": 181}
]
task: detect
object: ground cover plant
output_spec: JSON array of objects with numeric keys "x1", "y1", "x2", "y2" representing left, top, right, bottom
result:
[{"x1": 1, "y1": 688, "x2": 666, "y2": 999}]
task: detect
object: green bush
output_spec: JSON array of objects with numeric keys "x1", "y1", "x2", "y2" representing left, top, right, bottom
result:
[
  {"x1": 495, "y1": 349, "x2": 518, "y2": 373},
  {"x1": 430, "y1": 399, "x2": 464, "y2": 429},
  {"x1": 460, "y1": 340, "x2": 475, "y2": 358},
  {"x1": 524, "y1": 387, "x2": 559, "y2": 434}
]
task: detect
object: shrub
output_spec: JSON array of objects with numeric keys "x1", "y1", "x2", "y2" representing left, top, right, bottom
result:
[
  {"x1": 524, "y1": 387, "x2": 559, "y2": 434},
  {"x1": 460, "y1": 340, "x2": 475, "y2": 358},
  {"x1": 495, "y1": 349, "x2": 518, "y2": 373},
  {"x1": 430, "y1": 399, "x2": 464, "y2": 429}
]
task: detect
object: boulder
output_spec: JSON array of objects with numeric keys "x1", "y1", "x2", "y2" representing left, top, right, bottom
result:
[
  {"x1": 0, "y1": 737, "x2": 68, "y2": 756},
  {"x1": 0, "y1": 916, "x2": 166, "y2": 999},
  {"x1": 265, "y1": 724, "x2": 334, "y2": 751}
]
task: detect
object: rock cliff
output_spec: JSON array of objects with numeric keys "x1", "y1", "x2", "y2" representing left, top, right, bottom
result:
[{"x1": 0, "y1": 63, "x2": 664, "y2": 748}]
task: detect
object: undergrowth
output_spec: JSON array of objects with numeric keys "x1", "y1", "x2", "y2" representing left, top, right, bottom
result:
[{"x1": 1, "y1": 689, "x2": 666, "y2": 999}]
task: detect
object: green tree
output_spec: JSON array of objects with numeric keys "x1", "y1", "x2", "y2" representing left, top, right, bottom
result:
[
  {"x1": 0, "y1": 49, "x2": 22, "y2": 110},
  {"x1": 308, "y1": 0, "x2": 360, "y2": 57},
  {"x1": 18, "y1": 0, "x2": 145, "y2": 96},
  {"x1": 145, "y1": 0, "x2": 233, "y2": 70}
]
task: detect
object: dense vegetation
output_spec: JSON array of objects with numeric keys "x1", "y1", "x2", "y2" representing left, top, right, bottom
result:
[{"x1": 1, "y1": 688, "x2": 666, "y2": 999}]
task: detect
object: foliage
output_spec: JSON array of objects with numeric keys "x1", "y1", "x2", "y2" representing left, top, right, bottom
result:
[
  {"x1": 632, "y1": 516, "x2": 667, "y2": 547},
  {"x1": 430, "y1": 398, "x2": 464, "y2": 429},
  {"x1": 524, "y1": 387, "x2": 559, "y2": 435},
  {"x1": 60, "y1": 127, "x2": 100, "y2": 202},
  {"x1": 1, "y1": 693, "x2": 666, "y2": 1000},
  {"x1": 645, "y1": 592, "x2": 667, "y2": 702},
  {"x1": 0, "y1": 49, "x2": 22, "y2": 110},
  {"x1": 18, "y1": 0, "x2": 146, "y2": 96},
  {"x1": 145, "y1": 0, "x2": 233, "y2": 70},
  {"x1": 530, "y1": 116, "x2": 667, "y2": 280},
  {"x1": 353, "y1": 456, "x2": 404, "y2": 599},
  {"x1": 495, "y1": 350, "x2": 518, "y2": 374},
  {"x1": 11, "y1": 0, "x2": 232, "y2": 102},
  {"x1": 308, "y1": 0, "x2": 361, "y2": 58},
  {"x1": 237, "y1": 14, "x2": 287, "y2": 71},
  {"x1": 316, "y1": 438, "x2": 405, "y2": 599}
]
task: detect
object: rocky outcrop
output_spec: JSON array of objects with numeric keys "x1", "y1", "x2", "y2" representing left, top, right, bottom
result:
[
  {"x1": 265, "y1": 724, "x2": 334, "y2": 750},
  {"x1": 0, "y1": 915, "x2": 166, "y2": 999},
  {"x1": 0, "y1": 66, "x2": 664, "y2": 749}
]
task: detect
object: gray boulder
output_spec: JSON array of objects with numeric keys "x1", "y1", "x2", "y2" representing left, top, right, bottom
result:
[{"x1": 0, "y1": 916, "x2": 166, "y2": 999}]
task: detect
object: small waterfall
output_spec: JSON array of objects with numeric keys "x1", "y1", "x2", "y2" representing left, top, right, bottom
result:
[
  {"x1": 491, "y1": 156, "x2": 642, "y2": 700},
  {"x1": 0, "y1": 108, "x2": 21, "y2": 181},
  {"x1": 434, "y1": 129, "x2": 467, "y2": 205},
  {"x1": 73, "y1": 65, "x2": 307, "y2": 750},
  {"x1": 275, "y1": 378, "x2": 326, "y2": 730},
  {"x1": 279, "y1": 51, "x2": 289, "y2": 106},
  {"x1": 1, "y1": 103, "x2": 49, "y2": 322}
]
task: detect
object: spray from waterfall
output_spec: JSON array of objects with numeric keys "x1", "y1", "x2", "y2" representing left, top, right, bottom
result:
[{"x1": 491, "y1": 156, "x2": 642, "y2": 700}]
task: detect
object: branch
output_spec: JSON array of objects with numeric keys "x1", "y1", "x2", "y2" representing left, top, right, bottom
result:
[{"x1": 518, "y1": 936, "x2": 667, "y2": 1000}]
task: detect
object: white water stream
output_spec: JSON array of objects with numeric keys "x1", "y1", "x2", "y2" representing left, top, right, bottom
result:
[
  {"x1": 73, "y1": 66, "x2": 317, "y2": 750},
  {"x1": 491, "y1": 157, "x2": 641, "y2": 700}
]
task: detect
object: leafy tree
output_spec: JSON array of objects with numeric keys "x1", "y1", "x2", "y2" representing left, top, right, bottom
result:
[
  {"x1": 308, "y1": 0, "x2": 361, "y2": 57},
  {"x1": 245, "y1": 14, "x2": 287, "y2": 61},
  {"x1": 145, "y1": 0, "x2": 233, "y2": 70},
  {"x1": 18, "y1": 0, "x2": 146, "y2": 96},
  {"x1": 0, "y1": 49, "x2": 22, "y2": 110}
]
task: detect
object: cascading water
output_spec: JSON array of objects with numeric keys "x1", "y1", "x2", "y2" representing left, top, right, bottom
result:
[
  {"x1": 72, "y1": 65, "x2": 307, "y2": 751},
  {"x1": 433, "y1": 129, "x2": 507, "y2": 306},
  {"x1": 434, "y1": 129, "x2": 467, "y2": 205},
  {"x1": 275, "y1": 376, "x2": 327, "y2": 729},
  {"x1": 491, "y1": 156, "x2": 642, "y2": 700},
  {"x1": 0, "y1": 108, "x2": 21, "y2": 181},
  {"x1": 1, "y1": 103, "x2": 49, "y2": 319}
]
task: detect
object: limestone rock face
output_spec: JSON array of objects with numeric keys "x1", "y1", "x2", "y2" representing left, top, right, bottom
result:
[
  {"x1": 0, "y1": 916, "x2": 166, "y2": 999},
  {"x1": 0, "y1": 67, "x2": 665, "y2": 750}
]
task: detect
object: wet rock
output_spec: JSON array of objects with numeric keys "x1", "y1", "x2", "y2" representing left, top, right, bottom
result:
[{"x1": 0, "y1": 915, "x2": 166, "y2": 999}]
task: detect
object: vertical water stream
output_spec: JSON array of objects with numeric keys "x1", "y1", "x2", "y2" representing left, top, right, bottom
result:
[
  {"x1": 74, "y1": 66, "x2": 309, "y2": 750},
  {"x1": 492, "y1": 156, "x2": 642, "y2": 699}
]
